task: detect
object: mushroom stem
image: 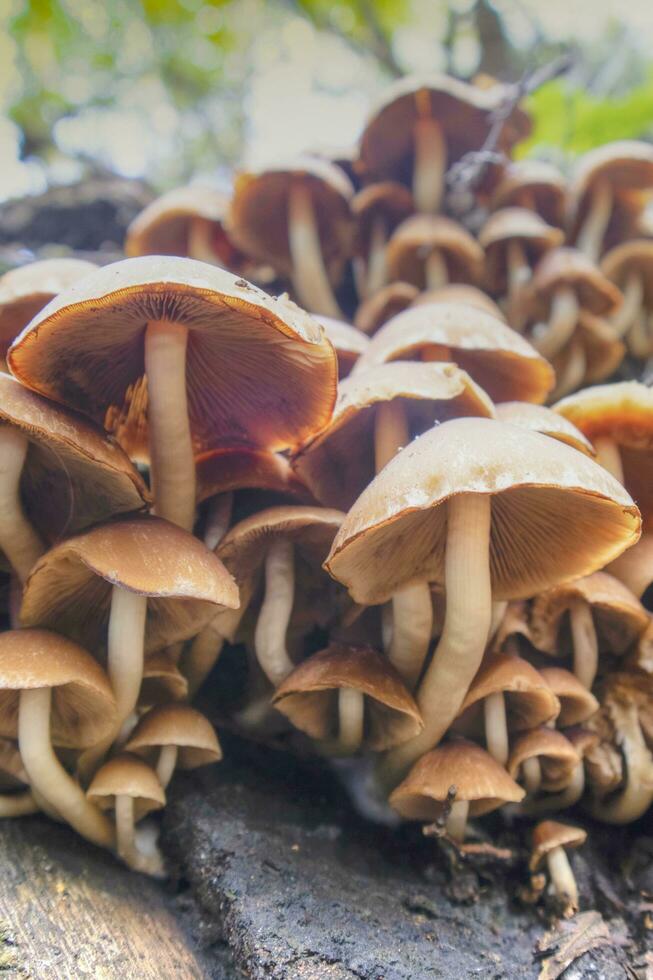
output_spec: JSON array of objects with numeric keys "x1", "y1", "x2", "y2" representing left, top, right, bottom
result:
[
  {"x1": 254, "y1": 537, "x2": 296, "y2": 685},
  {"x1": 0, "y1": 791, "x2": 39, "y2": 817},
  {"x1": 585, "y1": 703, "x2": 653, "y2": 823},
  {"x1": 524, "y1": 762, "x2": 584, "y2": 814},
  {"x1": 425, "y1": 250, "x2": 448, "y2": 290},
  {"x1": 115, "y1": 794, "x2": 164, "y2": 876},
  {"x1": 381, "y1": 493, "x2": 492, "y2": 788},
  {"x1": 156, "y1": 744, "x2": 178, "y2": 788},
  {"x1": 506, "y1": 239, "x2": 530, "y2": 331},
  {"x1": 338, "y1": 687, "x2": 365, "y2": 754},
  {"x1": 489, "y1": 600, "x2": 508, "y2": 642},
  {"x1": 576, "y1": 178, "x2": 613, "y2": 262},
  {"x1": 413, "y1": 116, "x2": 446, "y2": 213},
  {"x1": 366, "y1": 215, "x2": 389, "y2": 296},
  {"x1": 203, "y1": 491, "x2": 233, "y2": 551},
  {"x1": 0, "y1": 425, "x2": 46, "y2": 583},
  {"x1": 550, "y1": 340, "x2": 586, "y2": 401},
  {"x1": 374, "y1": 399, "x2": 410, "y2": 471},
  {"x1": 145, "y1": 320, "x2": 196, "y2": 531},
  {"x1": 18, "y1": 688, "x2": 114, "y2": 849},
  {"x1": 628, "y1": 308, "x2": 652, "y2": 359},
  {"x1": 535, "y1": 287, "x2": 579, "y2": 360},
  {"x1": 522, "y1": 756, "x2": 542, "y2": 795},
  {"x1": 288, "y1": 182, "x2": 343, "y2": 318},
  {"x1": 484, "y1": 691, "x2": 509, "y2": 765},
  {"x1": 187, "y1": 218, "x2": 217, "y2": 264},
  {"x1": 446, "y1": 799, "x2": 470, "y2": 843},
  {"x1": 184, "y1": 629, "x2": 225, "y2": 699},
  {"x1": 611, "y1": 271, "x2": 643, "y2": 337},
  {"x1": 593, "y1": 435, "x2": 624, "y2": 483},
  {"x1": 546, "y1": 845, "x2": 579, "y2": 912},
  {"x1": 569, "y1": 599, "x2": 599, "y2": 689}
]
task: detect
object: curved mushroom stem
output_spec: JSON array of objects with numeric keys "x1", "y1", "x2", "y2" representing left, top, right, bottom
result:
[
  {"x1": 505, "y1": 239, "x2": 531, "y2": 331},
  {"x1": 184, "y1": 629, "x2": 225, "y2": 699},
  {"x1": 425, "y1": 250, "x2": 448, "y2": 290},
  {"x1": 550, "y1": 340, "x2": 586, "y2": 402},
  {"x1": 255, "y1": 537, "x2": 295, "y2": 686},
  {"x1": 446, "y1": 799, "x2": 470, "y2": 843},
  {"x1": 628, "y1": 308, "x2": 653, "y2": 359},
  {"x1": 366, "y1": 215, "x2": 389, "y2": 296},
  {"x1": 0, "y1": 425, "x2": 46, "y2": 583},
  {"x1": 569, "y1": 600, "x2": 599, "y2": 689},
  {"x1": 288, "y1": 182, "x2": 342, "y2": 318},
  {"x1": 522, "y1": 756, "x2": 542, "y2": 795},
  {"x1": 535, "y1": 287, "x2": 579, "y2": 360},
  {"x1": 489, "y1": 601, "x2": 508, "y2": 642},
  {"x1": 576, "y1": 179, "x2": 613, "y2": 262},
  {"x1": 145, "y1": 320, "x2": 196, "y2": 531},
  {"x1": 484, "y1": 691, "x2": 509, "y2": 766},
  {"x1": 586, "y1": 703, "x2": 653, "y2": 823},
  {"x1": 593, "y1": 435, "x2": 624, "y2": 483},
  {"x1": 611, "y1": 271, "x2": 643, "y2": 338},
  {"x1": 187, "y1": 218, "x2": 217, "y2": 264},
  {"x1": 413, "y1": 116, "x2": 446, "y2": 213},
  {"x1": 115, "y1": 795, "x2": 165, "y2": 876},
  {"x1": 546, "y1": 846, "x2": 579, "y2": 913},
  {"x1": 524, "y1": 762, "x2": 584, "y2": 814},
  {"x1": 18, "y1": 688, "x2": 114, "y2": 849},
  {"x1": 0, "y1": 790, "x2": 39, "y2": 817},
  {"x1": 156, "y1": 745, "x2": 178, "y2": 789},
  {"x1": 338, "y1": 687, "x2": 365, "y2": 754},
  {"x1": 381, "y1": 493, "x2": 492, "y2": 789},
  {"x1": 203, "y1": 491, "x2": 233, "y2": 552}
]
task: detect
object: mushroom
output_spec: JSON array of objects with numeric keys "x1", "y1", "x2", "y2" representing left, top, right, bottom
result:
[
  {"x1": 490, "y1": 160, "x2": 566, "y2": 228},
  {"x1": 0, "y1": 738, "x2": 38, "y2": 817},
  {"x1": 529, "y1": 820, "x2": 587, "y2": 916},
  {"x1": 228, "y1": 158, "x2": 354, "y2": 317},
  {"x1": 549, "y1": 310, "x2": 625, "y2": 402},
  {"x1": 601, "y1": 240, "x2": 653, "y2": 357},
  {"x1": 386, "y1": 215, "x2": 484, "y2": 292},
  {"x1": 8, "y1": 257, "x2": 337, "y2": 531},
  {"x1": 607, "y1": 533, "x2": 653, "y2": 605},
  {"x1": 389, "y1": 740, "x2": 524, "y2": 842},
  {"x1": 568, "y1": 141, "x2": 653, "y2": 261},
  {"x1": 0, "y1": 629, "x2": 116, "y2": 847},
  {"x1": 87, "y1": 754, "x2": 165, "y2": 875},
  {"x1": 351, "y1": 182, "x2": 414, "y2": 297},
  {"x1": 495, "y1": 402, "x2": 594, "y2": 456},
  {"x1": 410, "y1": 283, "x2": 505, "y2": 319},
  {"x1": 530, "y1": 572, "x2": 649, "y2": 689},
  {"x1": 138, "y1": 653, "x2": 189, "y2": 710},
  {"x1": 325, "y1": 417, "x2": 639, "y2": 787},
  {"x1": 352, "y1": 302, "x2": 555, "y2": 404},
  {"x1": 125, "y1": 704, "x2": 221, "y2": 787},
  {"x1": 453, "y1": 654, "x2": 560, "y2": 765},
  {"x1": 524, "y1": 727, "x2": 599, "y2": 815},
  {"x1": 354, "y1": 282, "x2": 419, "y2": 336},
  {"x1": 20, "y1": 515, "x2": 239, "y2": 775},
  {"x1": 538, "y1": 667, "x2": 599, "y2": 726},
  {"x1": 0, "y1": 373, "x2": 149, "y2": 584},
  {"x1": 272, "y1": 643, "x2": 422, "y2": 755},
  {"x1": 508, "y1": 727, "x2": 580, "y2": 798},
  {"x1": 478, "y1": 208, "x2": 563, "y2": 330},
  {"x1": 315, "y1": 316, "x2": 369, "y2": 378}
]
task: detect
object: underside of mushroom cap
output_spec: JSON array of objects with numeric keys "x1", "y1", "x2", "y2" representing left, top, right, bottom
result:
[
  {"x1": 386, "y1": 215, "x2": 484, "y2": 288},
  {"x1": 539, "y1": 667, "x2": 600, "y2": 725},
  {"x1": 195, "y1": 445, "x2": 312, "y2": 507},
  {"x1": 568, "y1": 141, "x2": 653, "y2": 239},
  {"x1": 528, "y1": 248, "x2": 622, "y2": 317},
  {"x1": 508, "y1": 727, "x2": 580, "y2": 792},
  {"x1": 491, "y1": 161, "x2": 566, "y2": 226}
]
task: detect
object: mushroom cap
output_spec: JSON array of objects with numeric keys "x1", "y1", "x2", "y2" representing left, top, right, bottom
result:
[
  {"x1": 411, "y1": 284, "x2": 505, "y2": 320},
  {"x1": 293, "y1": 362, "x2": 495, "y2": 511},
  {"x1": 568, "y1": 141, "x2": 653, "y2": 239},
  {"x1": 454, "y1": 654, "x2": 560, "y2": 735},
  {"x1": 389, "y1": 739, "x2": 525, "y2": 820},
  {"x1": 478, "y1": 208, "x2": 563, "y2": 292},
  {"x1": 495, "y1": 401, "x2": 594, "y2": 456},
  {"x1": 20, "y1": 515, "x2": 239, "y2": 659},
  {"x1": 195, "y1": 445, "x2": 312, "y2": 508},
  {"x1": 352, "y1": 181, "x2": 414, "y2": 256},
  {"x1": 0, "y1": 629, "x2": 116, "y2": 748},
  {"x1": 508, "y1": 728, "x2": 581, "y2": 792},
  {"x1": 354, "y1": 281, "x2": 419, "y2": 335},
  {"x1": 529, "y1": 820, "x2": 587, "y2": 871},
  {"x1": 315, "y1": 316, "x2": 369, "y2": 378},
  {"x1": 139, "y1": 653, "x2": 188, "y2": 707},
  {"x1": 491, "y1": 160, "x2": 566, "y2": 226},
  {"x1": 601, "y1": 239, "x2": 653, "y2": 306},
  {"x1": 539, "y1": 667, "x2": 599, "y2": 726},
  {"x1": 607, "y1": 532, "x2": 653, "y2": 600},
  {"x1": 530, "y1": 571, "x2": 649, "y2": 658},
  {"x1": 87, "y1": 753, "x2": 165, "y2": 813},
  {"x1": 0, "y1": 258, "x2": 97, "y2": 356},
  {"x1": 228, "y1": 157, "x2": 354, "y2": 281},
  {"x1": 386, "y1": 215, "x2": 484, "y2": 289},
  {"x1": 353, "y1": 303, "x2": 554, "y2": 404},
  {"x1": 126, "y1": 704, "x2": 221, "y2": 768},
  {"x1": 272, "y1": 642, "x2": 423, "y2": 751},
  {"x1": 325, "y1": 417, "x2": 639, "y2": 605},
  {"x1": 0, "y1": 373, "x2": 149, "y2": 546},
  {"x1": 8, "y1": 256, "x2": 338, "y2": 456},
  {"x1": 359, "y1": 74, "x2": 530, "y2": 185},
  {"x1": 528, "y1": 248, "x2": 622, "y2": 316}
]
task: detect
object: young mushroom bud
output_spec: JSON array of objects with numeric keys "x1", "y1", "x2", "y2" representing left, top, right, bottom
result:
[{"x1": 529, "y1": 820, "x2": 587, "y2": 917}]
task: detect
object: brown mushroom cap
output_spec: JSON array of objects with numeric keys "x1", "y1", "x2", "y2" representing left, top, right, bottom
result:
[
  {"x1": 386, "y1": 215, "x2": 484, "y2": 288},
  {"x1": 529, "y1": 820, "x2": 587, "y2": 871},
  {"x1": 315, "y1": 316, "x2": 369, "y2": 378},
  {"x1": 454, "y1": 654, "x2": 560, "y2": 735},
  {"x1": 607, "y1": 532, "x2": 653, "y2": 600},
  {"x1": 228, "y1": 157, "x2": 354, "y2": 281},
  {"x1": 495, "y1": 401, "x2": 594, "y2": 456},
  {"x1": 126, "y1": 704, "x2": 221, "y2": 768},
  {"x1": 389, "y1": 739, "x2": 525, "y2": 820},
  {"x1": 528, "y1": 248, "x2": 622, "y2": 317},
  {"x1": 0, "y1": 629, "x2": 116, "y2": 748},
  {"x1": 491, "y1": 161, "x2": 566, "y2": 227},
  {"x1": 354, "y1": 303, "x2": 554, "y2": 404},
  {"x1": 352, "y1": 182, "x2": 414, "y2": 256},
  {"x1": 411, "y1": 284, "x2": 505, "y2": 320},
  {"x1": 139, "y1": 653, "x2": 188, "y2": 707},
  {"x1": 478, "y1": 208, "x2": 564, "y2": 292},
  {"x1": 568, "y1": 141, "x2": 653, "y2": 241},
  {"x1": 539, "y1": 667, "x2": 599, "y2": 726},
  {"x1": 20, "y1": 515, "x2": 239, "y2": 659},
  {"x1": 0, "y1": 258, "x2": 97, "y2": 356},
  {"x1": 601, "y1": 239, "x2": 653, "y2": 306},
  {"x1": 87, "y1": 753, "x2": 165, "y2": 814},
  {"x1": 272, "y1": 642, "x2": 423, "y2": 751},
  {"x1": 293, "y1": 362, "x2": 495, "y2": 511},
  {"x1": 354, "y1": 282, "x2": 419, "y2": 335},
  {"x1": 325, "y1": 417, "x2": 639, "y2": 606},
  {"x1": 8, "y1": 256, "x2": 337, "y2": 456},
  {"x1": 508, "y1": 728, "x2": 581, "y2": 792},
  {"x1": 195, "y1": 445, "x2": 312, "y2": 508}
]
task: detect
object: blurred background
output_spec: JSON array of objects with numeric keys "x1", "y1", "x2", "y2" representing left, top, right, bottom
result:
[{"x1": 2, "y1": 0, "x2": 653, "y2": 202}]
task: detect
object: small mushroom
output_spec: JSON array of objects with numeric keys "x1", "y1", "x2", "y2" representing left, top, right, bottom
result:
[
  {"x1": 601, "y1": 239, "x2": 653, "y2": 357},
  {"x1": 410, "y1": 283, "x2": 505, "y2": 320},
  {"x1": 87, "y1": 754, "x2": 165, "y2": 875},
  {"x1": 315, "y1": 317, "x2": 369, "y2": 379},
  {"x1": 126, "y1": 704, "x2": 221, "y2": 787},
  {"x1": 508, "y1": 727, "x2": 580, "y2": 798},
  {"x1": 386, "y1": 215, "x2": 484, "y2": 292},
  {"x1": 352, "y1": 182, "x2": 413, "y2": 297},
  {"x1": 354, "y1": 282, "x2": 419, "y2": 336},
  {"x1": 495, "y1": 402, "x2": 594, "y2": 456},
  {"x1": 524, "y1": 727, "x2": 599, "y2": 815},
  {"x1": 529, "y1": 820, "x2": 587, "y2": 916},
  {"x1": 548, "y1": 310, "x2": 625, "y2": 402},
  {"x1": 491, "y1": 160, "x2": 566, "y2": 227},
  {"x1": 538, "y1": 667, "x2": 599, "y2": 726}
]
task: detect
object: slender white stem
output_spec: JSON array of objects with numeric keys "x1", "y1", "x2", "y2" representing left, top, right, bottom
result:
[
  {"x1": 18, "y1": 688, "x2": 114, "y2": 849},
  {"x1": 288, "y1": 182, "x2": 342, "y2": 317},
  {"x1": 551, "y1": 341, "x2": 585, "y2": 401},
  {"x1": 145, "y1": 320, "x2": 196, "y2": 531},
  {"x1": 484, "y1": 691, "x2": 509, "y2": 765},
  {"x1": 0, "y1": 791, "x2": 38, "y2": 817},
  {"x1": 338, "y1": 687, "x2": 365, "y2": 753},
  {"x1": 184, "y1": 629, "x2": 225, "y2": 698},
  {"x1": 535, "y1": 287, "x2": 579, "y2": 359},
  {"x1": 569, "y1": 600, "x2": 599, "y2": 689},
  {"x1": 576, "y1": 179, "x2": 613, "y2": 261},
  {"x1": 187, "y1": 218, "x2": 217, "y2": 263},
  {"x1": 0, "y1": 425, "x2": 46, "y2": 583},
  {"x1": 489, "y1": 601, "x2": 508, "y2": 642},
  {"x1": 522, "y1": 756, "x2": 542, "y2": 795},
  {"x1": 115, "y1": 794, "x2": 164, "y2": 876},
  {"x1": 593, "y1": 435, "x2": 624, "y2": 483},
  {"x1": 374, "y1": 400, "x2": 410, "y2": 472},
  {"x1": 611, "y1": 272, "x2": 643, "y2": 337},
  {"x1": 413, "y1": 116, "x2": 446, "y2": 213},
  {"x1": 627, "y1": 309, "x2": 653, "y2": 359},
  {"x1": 204, "y1": 492, "x2": 233, "y2": 551},
  {"x1": 366, "y1": 215, "x2": 389, "y2": 296},
  {"x1": 506, "y1": 240, "x2": 530, "y2": 331},
  {"x1": 425, "y1": 250, "x2": 448, "y2": 290},
  {"x1": 446, "y1": 799, "x2": 470, "y2": 843},
  {"x1": 547, "y1": 846, "x2": 579, "y2": 912},
  {"x1": 254, "y1": 538, "x2": 295, "y2": 685},
  {"x1": 156, "y1": 744, "x2": 178, "y2": 788}
]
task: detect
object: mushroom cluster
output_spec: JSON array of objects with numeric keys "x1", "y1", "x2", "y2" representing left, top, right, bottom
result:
[{"x1": 0, "y1": 74, "x2": 651, "y2": 914}]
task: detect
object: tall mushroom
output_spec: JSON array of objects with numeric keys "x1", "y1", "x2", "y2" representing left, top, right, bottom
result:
[{"x1": 386, "y1": 215, "x2": 484, "y2": 292}]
